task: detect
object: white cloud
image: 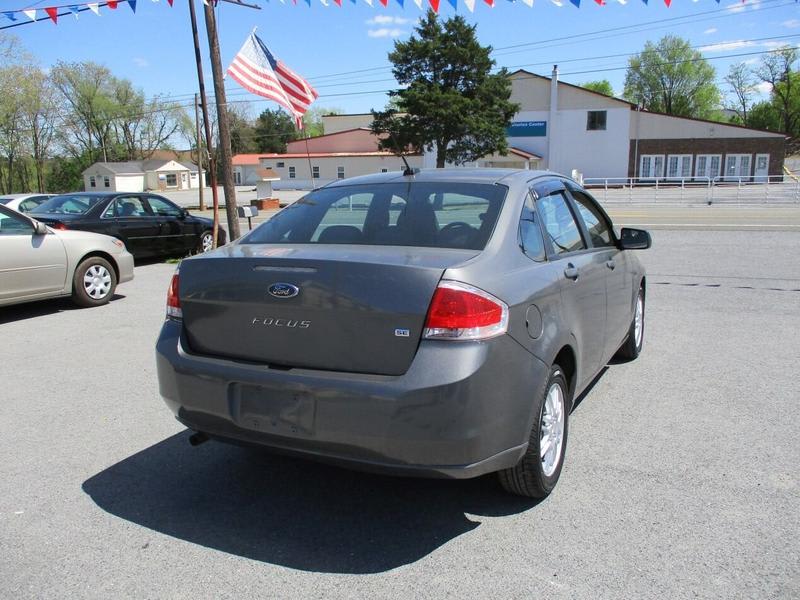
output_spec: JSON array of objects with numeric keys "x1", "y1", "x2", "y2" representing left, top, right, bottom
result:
[
  {"x1": 725, "y1": 0, "x2": 760, "y2": 12},
  {"x1": 703, "y1": 27, "x2": 718, "y2": 35},
  {"x1": 699, "y1": 40, "x2": 756, "y2": 52},
  {"x1": 782, "y1": 19, "x2": 800, "y2": 28},
  {"x1": 743, "y1": 58, "x2": 759, "y2": 65},
  {"x1": 755, "y1": 81, "x2": 773, "y2": 95},
  {"x1": 366, "y1": 15, "x2": 413, "y2": 25},
  {"x1": 367, "y1": 28, "x2": 405, "y2": 39},
  {"x1": 132, "y1": 57, "x2": 149, "y2": 68}
]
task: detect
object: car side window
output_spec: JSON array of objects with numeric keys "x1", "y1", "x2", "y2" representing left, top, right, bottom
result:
[
  {"x1": 536, "y1": 191, "x2": 586, "y2": 255},
  {"x1": 115, "y1": 196, "x2": 150, "y2": 218},
  {"x1": 147, "y1": 196, "x2": 183, "y2": 217},
  {"x1": 0, "y1": 208, "x2": 35, "y2": 235},
  {"x1": 519, "y1": 191, "x2": 546, "y2": 262},
  {"x1": 568, "y1": 187, "x2": 615, "y2": 248},
  {"x1": 19, "y1": 199, "x2": 38, "y2": 212}
]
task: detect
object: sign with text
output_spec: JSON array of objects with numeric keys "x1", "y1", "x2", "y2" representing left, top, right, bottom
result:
[{"x1": 506, "y1": 121, "x2": 547, "y2": 137}]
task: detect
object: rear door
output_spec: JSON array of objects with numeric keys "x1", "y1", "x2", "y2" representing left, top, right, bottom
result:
[
  {"x1": 0, "y1": 207, "x2": 66, "y2": 300},
  {"x1": 106, "y1": 195, "x2": 161, "y2": 256},
  {"x1": 533, "y1": 180, "x2": 607, "y2": 383},
  {"x1": 565, "y1": 183, "x2": 631, "y2": 359}
]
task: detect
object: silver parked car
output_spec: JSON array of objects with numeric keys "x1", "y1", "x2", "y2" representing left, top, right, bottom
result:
[
  {"x1": 156, "y1": 169, "x2": 651, "y2": 498},
  {"x1": 0, "y1": 204, "x2": 134, "y2": 308},
  {"x1": 0, "y1": 193, "x2": 55, "y2": 214}
]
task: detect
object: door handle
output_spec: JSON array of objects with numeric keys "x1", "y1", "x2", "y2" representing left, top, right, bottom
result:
[
  {"x1": 564, "y1": 264, "x2": 579, "y2": 281},
  {"x1": 606, "y1": 260, "x2": 616, "y2": 270}
]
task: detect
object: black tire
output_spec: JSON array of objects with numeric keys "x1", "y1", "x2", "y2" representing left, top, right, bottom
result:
[
  {"x1": 616, "y1": 286, "x2": 645, "y2": 361},
  {"x1": 498, "y1": 365, "x2": 570, "y2": 498},
  {"x1": 71, "y1": 256, "x2": 117, "y2": 308},
  {"x1": 195, "y1": 230, "x2": 214, "y2": 255}
]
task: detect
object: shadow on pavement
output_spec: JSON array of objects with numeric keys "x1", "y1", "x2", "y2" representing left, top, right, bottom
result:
[
  {"x1": 570, "y1": 366, "x2": 608, "y2": 413},
  {"x1": 0, "y1": 294, "x2": 125, "y2": 324},
  {"x1": 82, "y1": 431, "x2": 541, "y2": 573}
]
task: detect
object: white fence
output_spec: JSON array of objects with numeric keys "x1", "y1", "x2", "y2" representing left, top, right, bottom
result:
[{"x1": 583, "y1": 175, "x2": 800, "y2": 205}]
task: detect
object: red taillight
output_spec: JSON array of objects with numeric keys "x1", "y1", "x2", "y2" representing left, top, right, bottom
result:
[
  {"x1": 166, "y1": 272, "x2": 182, "y2": 320},
  {"x1": 52, "y1": 222, "x2": 68, "y2": 230},
  {"x1": 423, "y1": 281, "x2": 508, "y2": 341}
]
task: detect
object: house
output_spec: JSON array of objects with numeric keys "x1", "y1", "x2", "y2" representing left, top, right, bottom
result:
[
  {"x1": 233, "y1": 126, "x2": 424, "y2": 190},
  {"x1": 82, "y1": 159, "x2": 206, "y2": 193}
]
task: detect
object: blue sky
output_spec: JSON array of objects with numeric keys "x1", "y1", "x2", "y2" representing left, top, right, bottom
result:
[{"x1": 3, "y1": 0, "x2": 800, "y2": 117}]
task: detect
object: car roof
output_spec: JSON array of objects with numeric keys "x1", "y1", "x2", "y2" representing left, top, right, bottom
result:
[
  {"x1": 51, "y1": 191, "x2": 124, "y2": 197},
  {"x1": 323, "y1": 168, "x2": 558, "y2": 188},
  {"x1": 0, "y1": 193, "x2": 53, "y2": 200}
]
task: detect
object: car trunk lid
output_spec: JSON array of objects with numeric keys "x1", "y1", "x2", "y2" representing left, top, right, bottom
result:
[{"x1": 179, "y1": 245, "x2": 479, "y2": 375}]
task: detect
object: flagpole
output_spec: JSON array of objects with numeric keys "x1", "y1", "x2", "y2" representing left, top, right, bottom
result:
[{"x1": 304, "y1": 131, "x2": 316, "y2": 190}]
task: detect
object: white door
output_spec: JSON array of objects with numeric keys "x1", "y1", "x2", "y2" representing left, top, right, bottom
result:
[
  {"x1": 0, "y1": 209, "x2": 67, "y2": 301},
  {"x1": 754, "y1": 154, "x2": 769, "y2": 182},
  {"x1": 725, "y1": 154, "x2": 752, "y2": 181},
  {"x1": 640, "y1": 155, "x2": 664, "y2": 180}
]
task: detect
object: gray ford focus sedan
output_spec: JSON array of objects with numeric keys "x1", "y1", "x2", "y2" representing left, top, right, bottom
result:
[{"x1": 155, "y1": 169, "x2": 650, "y2": 498}]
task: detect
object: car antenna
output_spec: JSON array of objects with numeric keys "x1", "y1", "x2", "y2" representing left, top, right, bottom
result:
[{"x1": 385, "y1": 129, "x2": 418, "y2": 177}]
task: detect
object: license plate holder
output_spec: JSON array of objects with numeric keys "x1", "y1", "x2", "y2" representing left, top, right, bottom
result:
[{"x1": 231, "y1": 384, "x2": 315, "y2": 437}]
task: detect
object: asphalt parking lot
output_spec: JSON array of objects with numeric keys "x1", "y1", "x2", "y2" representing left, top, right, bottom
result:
[{"x1": 1, "y1": 228, "x2": 799, "y2": 598}]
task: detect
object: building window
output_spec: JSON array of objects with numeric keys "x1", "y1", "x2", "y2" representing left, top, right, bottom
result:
[
  {"x1": 337, "y1": 166, "x2": 345, "y2": 179},
  {"x1": 276, "y1": 162, "x2": 285, "y2": 168},
  {"x1": 725, "y1": 154, "x2": 752, "y2": 181},
  {"x1": 754, "y1": 153, "x2": 770, "y2": 181},
  {"x1": 666, "y1": 155, "x2": 692, "y2": 179},
  {"x1": 639, "y1": 155, "x2": 664, "y2": 180},
  {"x1": 312, "y1": 166, "x2": 320, "y2": 179},
  {"x1": 166, "y1": 173, "x2": 178, "y2": 187},
  {"x1": 695, "y1": 154, "x2": 722, "y2": 180},
  {"x1": 288, "y1": 166, "x2": 296, "y2": 179},
  {"x1": 89, "y1": 176, "x2": 96, "y2": 188},
  {"x1": 381, "y1": 168, "x2": 388, "y2": 173},
  {"x1": 103, "y1": 176, "x2": 110, "y2": 188},
  {"x1": 586, "y1": 111, "x2": 607, "y2": 131}
]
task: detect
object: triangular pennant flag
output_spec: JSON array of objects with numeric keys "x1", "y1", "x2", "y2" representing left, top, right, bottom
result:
[
  {"x1": 396, "y1": 0, "x2": 404, "y2": 6},
  {"x1": 640, "y1": 0, "x2": 647, "y2": 4},
  {"x1": 379, "y1": 0, "x2": 388, "y2": 5},
  {"x1": 569, "y1": 0, "x2": 579, "y2": 6},
  {"x1": 88, "y1": 3, "x2": 100, "y2": 14},
  {"x1": 412, "y1": 0, "x2": 423, "y2": 7},
  {"x1": 615, "y1": 0, "x2": 627, "y2": 3},
  {"x1": 68, "y1": 5, "x2": 81, "y2": 17},
  {"x1": 23, "y1": 9, "x2": 37, "y2": 20},
  {"x1": 463, "y1": 0, "x2": 475, "y2": 9},
  {"x1": 107, "y1": 0, "x2": 118, "y2": 8},
  {"x1": 550, "y1": 0, "x2": 563, "y2": 5},
  {"x1": 333, "y1": 0, "x2": 341, "y2": 5},
  {"x1": 304, "y1": 0, "x2": 311, "y2": 6},
  {"x1": 520, "y1": 0, "x2": 533, "y2": 5},
  {"x1": 429, "y1": 0, "x2": 439, "y2": 10},
  {"x1": 594, "y1": 0, "x2": 605, "y2": 4},
  {"x1": 663, "y1": 0, "x2": 670, "y2": 5},
  {"x1": 167, "y1": 0, "x2": 174, "y2": 4},
  {"x1": 3, "y1": 12, "x2": 18, "y2": 21},
  {"x1": 483, "y1": 0, "x2": 494, "y2": 5},
  {"x1": 446, "y1": 0, "x2": 457, "y2": 7},
  {"x1": 45, "y1": 7, "x2": 58, "y2": 23},
  {"x1": 128, "y1": 0, "x2": 137, "y2": 11},
  {"x1": 319, "y1": 0, "x2": 329, "y2": 6}
]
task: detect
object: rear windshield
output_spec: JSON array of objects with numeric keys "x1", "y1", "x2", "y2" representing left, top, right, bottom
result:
[
  {"x1": 241, "y1": 182, "x2": 507, "y2": 250},
  {"x1": 31, "y1": 195, "x2": 104, "y2": 215},
  {"x1": 0, "y1": 198, "x2": 10, "y2": 205}
]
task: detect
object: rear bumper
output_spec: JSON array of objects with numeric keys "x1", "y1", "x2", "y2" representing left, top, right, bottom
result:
[
  {"x1": 116, "y1": 251, "x2": 135, "y2": 284},
  {"x1": 155, "y1": 320, "x2": 549, "y2": 479}
]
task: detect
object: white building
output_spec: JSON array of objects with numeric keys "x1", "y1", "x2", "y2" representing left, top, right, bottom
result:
[
  {"x1": 233, "y1": 127, "x2": 424, "y2": 190},
  {"x1": 426, "y1": 68, "x2": 783, "y2": 182},
  {"x1": 82, "y1": 159, "x2": 206, "y2": 193}
]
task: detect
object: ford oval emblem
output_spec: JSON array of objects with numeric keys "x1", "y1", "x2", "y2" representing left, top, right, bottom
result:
[{"x1": 268, "y1": 283, "x2": 300, "y2": 299}]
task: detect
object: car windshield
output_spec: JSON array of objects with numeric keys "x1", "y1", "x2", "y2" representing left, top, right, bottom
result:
[
  {"x1": 241, "y1": 182, "x2": 507, "y2": 251},
  {"x1": 31, "y1": 195, "x2": 104, "y2": 215}
]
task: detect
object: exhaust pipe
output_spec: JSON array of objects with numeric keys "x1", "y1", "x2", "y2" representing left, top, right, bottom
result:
[{"x1": 189, "y1": 432, "x2": 209, "y2": 446}]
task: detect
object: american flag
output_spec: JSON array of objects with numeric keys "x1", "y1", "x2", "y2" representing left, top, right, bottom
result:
[{"x1": 226, "y1": 33, "x2": 318, "y2": 129}]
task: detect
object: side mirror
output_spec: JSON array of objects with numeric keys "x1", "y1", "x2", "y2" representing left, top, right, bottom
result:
[
  {"x1": 33, "y1": 221, "x2": 49, "y2": 235},
  {"x1": 619, "y1": 227, "x2": 651, "y2": 250},
  {"x1": 179, "y1": 208, "x2": 188, "y2": 219}
]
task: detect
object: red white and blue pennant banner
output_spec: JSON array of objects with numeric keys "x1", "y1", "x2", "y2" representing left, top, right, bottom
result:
[{"x1": 0, "y1": 0, "x2": 742, "y2": 25}]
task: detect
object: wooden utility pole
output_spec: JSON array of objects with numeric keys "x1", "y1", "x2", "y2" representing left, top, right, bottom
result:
[
  {"x1": 202, "y1": 1, "x2": 241, "y2": 241},
  {"x1": 188, "y1": 0, "x2": 220, "y2": 245},
  {"x1": 194, "y1": 93, "x2": 205, "y2": 211}
]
